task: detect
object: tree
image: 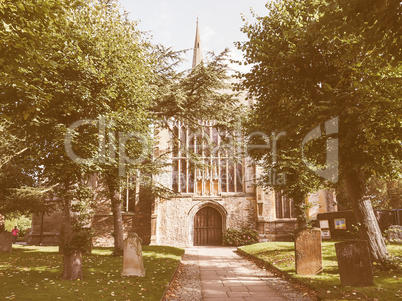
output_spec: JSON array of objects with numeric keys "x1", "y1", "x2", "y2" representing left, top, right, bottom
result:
[
  {"x1": 321, "y1": 0, "x2": 401, "y2": 63},
  {"x1": 238, "y1": 0, "x2": 401, "y2": 265},
  {"x1": 1, "y1": 0, "x2": 154, "y2": 279}
]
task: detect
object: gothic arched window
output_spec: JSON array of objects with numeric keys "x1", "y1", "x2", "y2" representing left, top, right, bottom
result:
[
  {"x1": 172, "y1": 121, "x2": 243, "y2": 195},
  {"x1": 275, "y1": 190, "x2": 296, "y2": 219}
]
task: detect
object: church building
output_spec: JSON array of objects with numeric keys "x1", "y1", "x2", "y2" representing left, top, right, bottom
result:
[{"x1": 27, "y1": 21, "x2": 337, "y2": 247}]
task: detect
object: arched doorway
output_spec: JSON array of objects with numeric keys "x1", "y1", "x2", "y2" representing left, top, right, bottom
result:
[{"x1": 194, "y1": 206, "x2": 222, "y2": 246}]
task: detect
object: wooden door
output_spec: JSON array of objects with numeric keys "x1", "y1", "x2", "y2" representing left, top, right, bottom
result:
[{"x1": 194, "y1": 206, "x2": 222, "y2": 245}]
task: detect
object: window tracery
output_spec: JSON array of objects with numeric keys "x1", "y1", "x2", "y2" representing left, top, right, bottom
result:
[{"x1": 172, "y1": 121, "x2": 243, "y2": 195}]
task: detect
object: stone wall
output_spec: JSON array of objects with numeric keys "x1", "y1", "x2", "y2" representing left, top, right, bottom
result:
[
  {"x1": 307, "y1": 189, "x2": 338, "y2": 219},
  {"x1": 154, "y1": 196, "x2": 257, "y2": 247},
  {"x1": 256, "y1": 188, "x2": 297, "y2": 241},
  {"x1": 258, "y1": 220, "x2": 298, "y2": 241},
  {"x1": 225, "y1": 196, "x2": 257, "y2": 229},
  {"x1": 28, "y1": 210, "x2": 135, "y2": 247},
  {"x1": 27, "y1": 211, "x2": 63, "y2": 245},
  {"x1": 256, "y1": 188, "x2": 336, "y2": 242},
  {"x1": 92, "y1": 214, "x2": 134, "y2": 247}
]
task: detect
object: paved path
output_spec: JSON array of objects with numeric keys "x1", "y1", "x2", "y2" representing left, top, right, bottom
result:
[
  {"x1": 165, "y1": 247, "x2": 314, "y2": 301},
  {"x1": 197, "y1": 247, "x2": 286, "y2": 301}
]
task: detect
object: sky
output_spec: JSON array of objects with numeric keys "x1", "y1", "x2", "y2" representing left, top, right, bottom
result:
[{"x1": 119, "y1": 0, "x2": 269, "y2": 71}]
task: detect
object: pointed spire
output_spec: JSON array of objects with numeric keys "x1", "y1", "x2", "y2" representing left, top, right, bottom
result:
[{"x1": 192, "y1": 17, "x2": 202, "y2": 69}]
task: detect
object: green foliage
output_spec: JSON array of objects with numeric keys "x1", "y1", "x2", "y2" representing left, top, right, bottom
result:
[
  {"x1": 367, "y1": 177, "x2": 402, "y2": 209},
  {"x1": 384, "y1": 227, "x2": 402, "y2": 245},
  {"x1": 346, "y1": 222, "x2": 361, "y2": 239},
  {"x1": 0, "y1": 120, "x2": 24, "y2": 170},
  {"x1": 0, "y1": 186, "x2": 53, "y2": 216},
  {"x1": 4, "y1": 215, "x2": 31, "y2": 236},
  {"x1": 0, "y1": 120, "x2": 51, "y2": 215},
  {"x1": 1, "y1": 0, "x2": 154, "y2": 190},
  {"x1": 0, "y1": 0, "x2": 157, "y2": 276},
  {"x1": 379, "y1": 251, "x2": 402, "y2": 272},
  {"x1": 70, "y1": 184, "x2": 95, "y2": 227},
  {"x1": 153, "y1": 47, "x2": 243, "y2": 129},
  {"x1": 222, "y1": 228, "x2": 259, "y2": 246},
  {"x1": 238, "y1": 0, "x2": 401, "y2": 192},
  {"x1": 62, "y1": 228, "x2": 93, "y2": 255},
  {"x1": 321, "y1": 0, "x2": 401, "y2": 63}
]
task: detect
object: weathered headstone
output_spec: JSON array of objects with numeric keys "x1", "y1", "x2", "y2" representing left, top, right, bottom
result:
[
  {"x1": 387, "y1": 225, "x2": 402, "y2": 244},
  {"x1": 295, "y1": 228, "x2": 323, "y2": 275},
  {"x1": 121, "y1": 232, "x2": 145, "y2": 277},
  {"x1": 24, "y1": 228, "x2": 31, "y2": 242},
  {"x1": 335, "y1": 240, "x2": 374, "y2": 286},
  {"x1": 0, "y1": 231, "x2": 13, "y2": 253}
]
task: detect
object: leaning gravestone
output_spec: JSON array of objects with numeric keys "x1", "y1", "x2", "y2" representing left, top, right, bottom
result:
[
  {"x1": 121, "y1": 232, "x2": 145, "y2": 277},
  {"x1": 295, "y1": 228, "x2": 323, "y2": 275},
  {"x1": 0, "y1": 231, "x2": 13, "y2": 253},
  {"x1": 335, "y1": 240, "x2": 374, "y2": 286}
]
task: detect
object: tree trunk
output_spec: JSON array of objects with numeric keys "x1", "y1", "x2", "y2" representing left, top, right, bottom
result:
[
  {"x1": 134, "y1": 183, "x2": 153, "y2": 245},
  {"x1": 107, "y1": 183, "x2": 124, "y2": 256},
  {"x1": 111, "y1": 195, "x2": 124, "y2": 256},
  {"x1": 61, "y1": 199, "x2": 84, "y2": 280},
  {"x1": 345, "y1": 170, "x2": 388, "y2": 265},
  {"x1": 61, "y1": 250, "x2": 83, "y2": 280},
  {"x1": 292, "y1": 191, "x2": 308, "y2": 230}
]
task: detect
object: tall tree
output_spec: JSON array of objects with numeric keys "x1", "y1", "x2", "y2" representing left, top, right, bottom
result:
[
  {"x1": 1, "y1": 0, "x2": 153, "y2": 278},
  {"x1": 238, "y1": 0, "x2": 401, "y2": 265}
]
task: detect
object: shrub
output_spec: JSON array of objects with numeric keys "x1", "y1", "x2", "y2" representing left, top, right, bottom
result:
[
  {"x1": 223, "y1": 228, "x2": 259, "y2": 246},
  {"x1": 60, "y1": 227, "x2": 93, "y2": 255},
  {"x1": 5, "y1": 215, "x2": 31, "y2": 236}
]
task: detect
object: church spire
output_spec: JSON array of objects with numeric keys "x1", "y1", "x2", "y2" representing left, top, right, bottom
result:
[{"x1": 192, "y1": 17, "x2": 202, "y2": 69}]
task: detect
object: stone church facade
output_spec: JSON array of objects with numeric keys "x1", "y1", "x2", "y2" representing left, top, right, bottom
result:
[
  {"x1": 27, "y1": 21, "x2": 337, "y2": 247},
  {"x1": 144, "y1": 21, "x2": 337, "y2": 247}
]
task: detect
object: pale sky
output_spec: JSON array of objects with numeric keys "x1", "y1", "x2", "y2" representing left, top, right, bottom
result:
[{"x1": 119, "y1": 0, "x2": 269, "y2": 71}]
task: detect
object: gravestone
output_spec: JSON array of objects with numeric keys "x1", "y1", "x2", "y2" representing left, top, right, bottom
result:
[
  {"x1": 387, "y1": 225, "x2": 402, "y2": 244},
  {"x1": 121, "y1": 232, "x2": 145, "y2": 277},
  {"x1": 295, "y1": 228, "x2": 323, "y2": 275},
  {"x1": 0, "y1": 231, "x2": 13, "y2": 253},
  {"x1": 24, "y1": 228, "x2": 31, "y2": 242},
  {"x1": 335, "y1": 240, "x2": 374, "y2": 286}
]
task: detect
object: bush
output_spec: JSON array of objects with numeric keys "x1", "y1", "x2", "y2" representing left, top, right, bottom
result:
[
  {"x1": 60, "y1": 228, "x2": 93, "y2": 255},
  {"x1": 223, "y1": 228, "x2": 260, "y2": 246},
  {"x1": 5, "y1": 215, "x2": 31, "y2": 236}
]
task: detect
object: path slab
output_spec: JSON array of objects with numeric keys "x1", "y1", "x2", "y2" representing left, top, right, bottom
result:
[
  {"x1": 165, "y1": 246, "x2": 316, "y2": 301},
  {"x1": 195, "y1": 247, "x2": 287, "y2": 300}
]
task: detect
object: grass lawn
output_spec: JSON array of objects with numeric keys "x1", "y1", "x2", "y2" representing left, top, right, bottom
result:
[
  {"x1": 240, "y1": 241, "x2": 402, "y2": 300},
  {"x1": 0, "y1": 244, "x2": 184, "y2": 300}
]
